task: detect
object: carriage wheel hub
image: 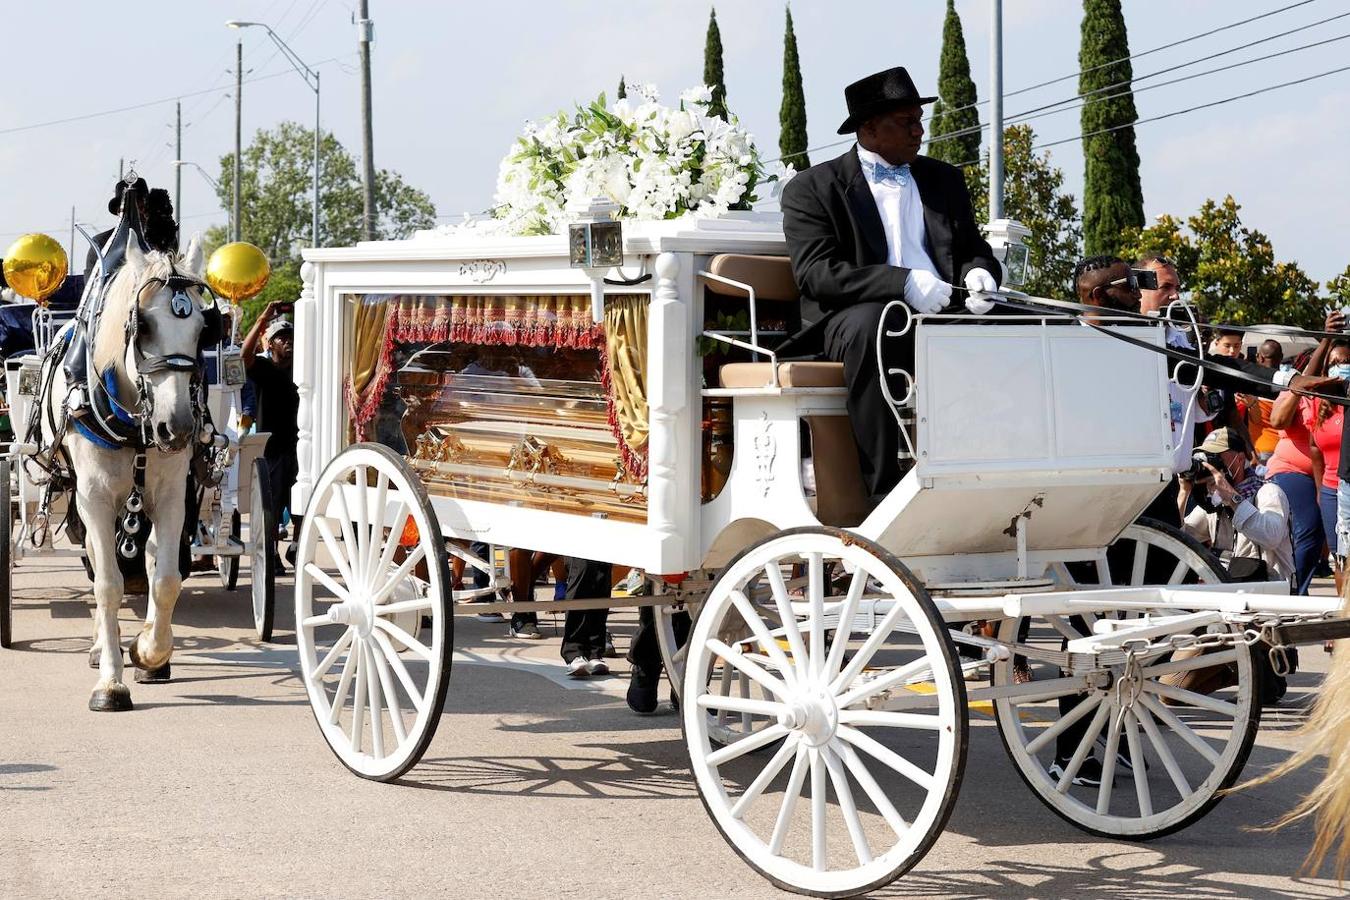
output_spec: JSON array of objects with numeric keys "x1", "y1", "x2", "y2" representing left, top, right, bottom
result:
[
  {"x1": 329, "y1": 597, "x2": 374, "y2": 637},
  {"x1": 781, "y1": 687, "x2": 838, "y2": 747}
]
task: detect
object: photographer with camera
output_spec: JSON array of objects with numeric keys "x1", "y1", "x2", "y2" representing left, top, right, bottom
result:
[
  {"x1": 243, "y1": 300, "x2": 299, "y2": 569},
  {"x1": 1180, "y1": 426, "x2": 1295, "y2": 583}
]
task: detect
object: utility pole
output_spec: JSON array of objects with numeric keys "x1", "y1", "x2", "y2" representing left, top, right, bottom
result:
[
  {"x1": 175, "y1": 101, "x2": 182, "y2": 220},
  {"x1": 988, "y1": 0, "x2": 1004, "y2": 221},
  {"x1": 233, "y1": 40, "x2": 243, "y2": 242},
  {"x1": 69, "y1": 207, "x2": 75, "y2": 274},
  {"x1": 357, "y1": 2, "x2": 376, "y2": 241},
  {"x1": 119, "y1": 158, "x2": 124, "y2": 181}
]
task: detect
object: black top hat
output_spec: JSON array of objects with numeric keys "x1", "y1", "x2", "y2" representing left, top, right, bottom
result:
[
  {"x1": 108, "y1": 177, "x2": 149, "y2": 216},
  {"x1": 837, "y1": 67, "x2": 937, "y2": 135}
]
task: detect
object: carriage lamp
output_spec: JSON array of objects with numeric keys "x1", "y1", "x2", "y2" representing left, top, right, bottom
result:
[
  {"x1": 568, "y1": 197, "x2": 623, "y2": 323},
  {"x1": 983, "y1": 218, "x2": 1031, "y2": 288}
]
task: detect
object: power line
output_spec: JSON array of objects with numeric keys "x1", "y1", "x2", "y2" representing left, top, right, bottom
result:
[{"x1": 0, "y1": 54, "x2": 356, "y2": 139}]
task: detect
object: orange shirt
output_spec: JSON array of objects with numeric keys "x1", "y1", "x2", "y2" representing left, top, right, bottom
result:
[{"x1": 1246, "y1": 397, "x2": 1281, "y2": 456}]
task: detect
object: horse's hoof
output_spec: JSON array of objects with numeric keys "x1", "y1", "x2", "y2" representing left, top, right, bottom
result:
[
  {"x1": 88, "y1": 685, "x2": 133, "y2": 712},
  {"x1": 134, "y1": 663, "x2": 170, "y2": 684}
]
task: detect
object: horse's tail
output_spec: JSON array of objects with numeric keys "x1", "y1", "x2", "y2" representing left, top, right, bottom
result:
[{"x1": 1240, "y1": 590, "x2": 1350, "y2": 880}]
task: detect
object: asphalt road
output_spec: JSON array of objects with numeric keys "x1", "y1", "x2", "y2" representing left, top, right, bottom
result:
[{"x1": 1, "y1": 552, "x2": 1346, "y2": 900}]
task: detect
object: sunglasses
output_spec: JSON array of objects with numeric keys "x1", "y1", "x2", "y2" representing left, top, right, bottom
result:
[{"x1": 1107, "y1": 268, "x2": 1159, "y2": 291}]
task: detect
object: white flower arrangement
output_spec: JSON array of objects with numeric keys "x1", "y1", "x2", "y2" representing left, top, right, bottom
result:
[{"x1": 489, "y1": 83, "x2": 782, "y2": 236}]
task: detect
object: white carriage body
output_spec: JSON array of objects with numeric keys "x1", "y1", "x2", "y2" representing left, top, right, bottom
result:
[{"x1": 299, "y1": 214, "x2": 1180, "y2": 585}]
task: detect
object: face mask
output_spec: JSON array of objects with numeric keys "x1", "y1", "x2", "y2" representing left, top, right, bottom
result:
[{"x1": 1330, "y1": 363, "x2": 1350, "y2": 381}]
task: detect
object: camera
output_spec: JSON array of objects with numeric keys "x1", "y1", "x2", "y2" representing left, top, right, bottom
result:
[
  {"x1": 278, "y1": 302, "x2": 294, "y2": 314},
  {"x1": 1132, "y1": 268, "x2": 1159, "y2": 291},
  {"x1": 1181, "y1": 449, "x2": 1224, "y2": 483}
]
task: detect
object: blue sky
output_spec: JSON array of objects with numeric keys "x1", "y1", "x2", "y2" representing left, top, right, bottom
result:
[{"x1": 4, "y1": 0, "x2": 1348, "y2": 285}]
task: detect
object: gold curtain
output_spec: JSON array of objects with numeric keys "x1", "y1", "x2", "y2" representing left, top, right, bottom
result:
[
  {"x1": 346, "y1": 295, "x2": 392, "y2": 441},
  {"x1": 604, "y1": 294, "x2": 649, "y2": 477}
]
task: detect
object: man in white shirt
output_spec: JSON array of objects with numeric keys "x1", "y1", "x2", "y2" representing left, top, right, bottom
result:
[{"x1": 783, "y1": 66, "x2": 1001, "y2": 498}]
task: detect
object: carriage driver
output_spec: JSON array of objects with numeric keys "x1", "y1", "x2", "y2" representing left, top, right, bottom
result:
[{"x1": 782, "y1": 66, "x2": 1001, "y2": 500}]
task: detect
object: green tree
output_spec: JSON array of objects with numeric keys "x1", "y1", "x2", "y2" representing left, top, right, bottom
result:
[
  {"x1": 927, "y1": 0, "x2": 980, "y2": 174},
  {"x1": 778, "y1": 5, "x2": 809, "y2": 170},
  {"x1": 1079, "y1": 0, "x2": 1144, "y2": 256},
  {"x1": 967, "y1": 125, "x2": 1083, "y2": 299},
  {"x1": 1325, "y1": 264, "x2": 1350, "y2": 308},
  {"x1": 704, "y1": 7, "x2": 729, "y2": 120},
  {"x1": 1118, "y1": 195, "x2": 1323, "y2": 329},
  {"x1": 617, "y1": 74, "x2": 627, "y2": 100},
  {"x1": 209, "y1": 121, "x2": 435, "y2": 328}
]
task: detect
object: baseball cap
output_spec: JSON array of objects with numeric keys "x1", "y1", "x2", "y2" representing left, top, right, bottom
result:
[
  {"x1": 1197, "y1": 427, "x2": 1242, "y2": 455},
  {"x1": 264, "y1": 318, "x2": 294, "y2": 342}
]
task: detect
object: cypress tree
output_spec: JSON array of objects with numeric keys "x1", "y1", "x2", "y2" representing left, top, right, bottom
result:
[
  {"x1": 927, "y1": 0, "x2": 980, "y2": 168},
  {"x1": 617, "y1": 75, "x2": 627, "y2": 100},
  {"x1": 704, "y1": 7, "x2": 729, "y2": 119},
  {"x1": 1079, "y1": 0, "x2": 1145, "y2": 255},
  {"x1": 779, "y1": 6, "x2": 809, "y2": 170}
]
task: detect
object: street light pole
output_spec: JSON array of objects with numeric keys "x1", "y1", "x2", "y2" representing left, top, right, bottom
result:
[
  {"x1": 989, "y1": 0, "x2": 1004, "y2": 221},
  {"x1": 357, "y1": 1, "x2": 376, "y2": 241},
  {"x1": 226, "y1": 20, "x2": 322, "y2": 249},
  {"x1": 234, "y1": 39, "x2": 243, "y2": 242}
]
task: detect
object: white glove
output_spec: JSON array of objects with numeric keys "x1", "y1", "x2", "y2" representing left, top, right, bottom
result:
[
  {"x1": 903, "y1": 268, "x2": 952, "y2": 314},
  {"x1": 964, "y1": 268, "x2": 998, "y2": 315}
]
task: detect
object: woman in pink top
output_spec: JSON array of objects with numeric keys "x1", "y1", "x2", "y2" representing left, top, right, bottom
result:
[{"x1": 1311, "y1": 344, "x2": 1349, "y2": 592}]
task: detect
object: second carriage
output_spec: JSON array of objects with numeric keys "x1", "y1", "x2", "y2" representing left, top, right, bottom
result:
[{"x1": 289, "y1": 214, "x2": 1343, "y2": 897}]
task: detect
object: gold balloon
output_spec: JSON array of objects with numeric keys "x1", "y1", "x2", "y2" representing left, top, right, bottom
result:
[
  {"x1": 4, "y1": 234, "x2": 68, "y2": 305},
  {"x1": 206, "y1": 242, "x2": 271, "y2": 302}
]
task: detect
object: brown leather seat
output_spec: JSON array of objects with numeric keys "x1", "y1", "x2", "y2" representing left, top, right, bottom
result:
[
  {"x1": 704, "y1": 254, "x2": 798, "y2": 303},
  {"x1": 719, "y1": 361, "x2": 846, "y2": 389}
]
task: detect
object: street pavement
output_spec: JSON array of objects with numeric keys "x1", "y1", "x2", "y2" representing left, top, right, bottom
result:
[{"x1": 1, "y1": 550, "x2": 1347, "y2": 900}]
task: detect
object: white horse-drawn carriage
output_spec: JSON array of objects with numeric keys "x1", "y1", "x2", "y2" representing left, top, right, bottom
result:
[{"x1": 289, "y1": 212, "x2": 1349, "y2": 895}]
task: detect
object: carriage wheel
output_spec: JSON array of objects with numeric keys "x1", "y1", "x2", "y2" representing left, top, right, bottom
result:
[
  {"x1": 250, "y1": 458, "x2": 276, "y2": 642},
  {"x1": 0, "y1": 458, "x2": 12, "y2": 649},
  {"x1": 654, "y1": 591, "x2": 695, "y2": 705},
  {"x1": 217, "y1": 509, "x2": 241, "y2": 591},
  {"x1": 993, "y1": 518, "x2": 1260, "y2": 839},
  {"x1": 685, "y1": 527, "x2": 967, "y2": 897},
  {"x1": 295, "y1": 443, "x2": 453, "y2": 782}
]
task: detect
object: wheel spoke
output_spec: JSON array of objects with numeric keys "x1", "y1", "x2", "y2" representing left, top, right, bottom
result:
[
  {"x1": 695, "y1": 693, "x2": 785, "y2": 717},
  {"x1": 1136, "y1": 702, "x2": 1193, "y2": 798},
  {"x1": 1143, "y1": 681, "x2": 1240, "y2": 717},
  {"x1": 764, "y1": 563, "x2": 810, "y2": 683},
  {"x1": 730, "y1": 736, "x2": 801, "y2": 820},
  {"x1": 705, "y1": 724, "x2": 790, "y2": 768},
  {"x1": 831, "y1": 593, "x2": 918, "y2": 696},
  {"x1": 351, "y1": 470, "x2": 371, "y2": 587},
  {"x1": 315, "y1": 518, "x2": 356, "y2": 588},
  {"x1": 1096, "y1": 704, "x2": 1123, "y2": 814},
  {"x1": 330, "y1": 481, "x2": 367, "y2": 590},
  {"x1": 371, "y1": 500, "x2": 408, "y2": 591},
  {"x1": 836, "y1": 724, "x2": 934, "y2": 792},
  {"x1": 739, "y1": 674, "x2": 752, "y2": 733},
  {"x1": 807, "y1": 553, "x2": 825, "y2": 678},
  {"x1": 823, "y1": 569, "x2": 867, "y2": 680},
  {"x1": 707, "y1": 638, "x2": 790, "y2": 700},
  {"x1": 837, "y1": 709, "x2": 944, "y2": 730},
  {"x1": 1045, "y1": 614, "x2": 1086, "y2": 642},
  {"x1": 351, "y1": 641, "x2": 367, "y2": 752},
  {"x1": 365, "y1": 471, "x2": 389, "y2": 583},
  {"x1": 305, "y1": 563, "x2": 351, "y2": 606},
  {"x1": 1167, "y1": 558, "x2": 1190, "y2": 585},
  {"x1": 810, "y1": 748, "x2": 826, "y2": 872},
  {"x1": 328, "y1": 646, "x2": 358, "y2": 726},
  {"x1": 312, "y1": 627, "x2": 355, "y2": 681},
  {"x1": 372, "y1": 616, "x2": 433, "y2": 663},
  {"x1": 1125, "y1": 711, "x2": 1152, "y2": 816},
  {"x1": 372, "y1": 629, "x2": 428, "y2": 716},
  {"x1": 1130, "y1": 541, "x2": 1148, "y2": 586},
  {"x1": 370, "y1": 545, "x2": 428, "y2": 607},
  {"x1": 1135, "y1": 692, "x2": 1221, "y2": 765},
  {"x1": 823, "y1": 746, "x2": 873, "y2": 866},
  {"x1": 836, "y1": 741, "x2": 909, "y2": 838},
  {"x1": 368, "y1": 633, "x2": 408, "y2": 746},
  {"x1": 728, "y1": 589, "x2": 797, "y2": 687},
  {"x1": 836, "y1": 657, "x2": 930, "y2": 710},
  {"x1": 1141, "y1": 648, "x2": 1238, "y2": 680},
  {"x1": 1054, "y1": 700, "x2": 1111, "y2": 794},
  {"x1": 768, "y1": 742, "x2": 811, "y2": 855},
  {"x1": 1025, "y1": 693, "x2": 1104, "y2": 756},
  {"x1": 365, "y1": 644, "x2": 384, "y2": 760},
  {"x1": 376, "y1": 596, "x2": 434, "y2": 618}
]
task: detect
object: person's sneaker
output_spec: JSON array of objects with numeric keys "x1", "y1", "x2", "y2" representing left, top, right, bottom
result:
[
  {"x1": 1012, "y1": 661, "x2": 1033, "y2": 685},
  {"x1": 627, "y1": 668, "x2": 659, "y2": 714},
  {"x1": 284, "y1": 542, "x2": 298, "y2": 568},
  {"x1": 1095, "y1": 735, "x2": 1139, "y2": 772},
  {"x1": 586, "y1": 657, "x2": 610, "y2": 676},
  {"x1": 510, "y1": 621, "x2": 543, "y2": 640},
  {"x1": 567, "y1": 657, "x2": 590, "y2": 678},
  {"x1": 476, "y1": 611, "x2": 506, "y2": 622},
  {"x1": 1048, "y1": 755, "x2": 1105, "y2": 787},
  {"x1": 603, "y1": 631, "x2": 617, "y2": 658}
]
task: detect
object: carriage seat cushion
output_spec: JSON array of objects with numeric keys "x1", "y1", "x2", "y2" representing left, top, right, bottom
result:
[
  {"x1": 705, "y1": 254, "x2": 799, "y2": 304},
  {"x1": 719, "y1": 361, "x2": 846, "y2": 389}
]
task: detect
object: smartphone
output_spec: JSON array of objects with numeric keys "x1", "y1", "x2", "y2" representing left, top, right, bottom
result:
[{"x1": 1132, "y1": 268, "x2": 1159, "y2": 291}]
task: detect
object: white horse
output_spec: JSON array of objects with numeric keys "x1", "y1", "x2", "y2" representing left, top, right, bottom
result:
[{"x1": 40, "y1": 236, "x2": 211, "y2": 711}]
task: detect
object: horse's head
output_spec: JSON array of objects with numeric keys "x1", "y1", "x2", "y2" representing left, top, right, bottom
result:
[{"x1": 115, "y1": 236, "x2": 213, "y2": 451}]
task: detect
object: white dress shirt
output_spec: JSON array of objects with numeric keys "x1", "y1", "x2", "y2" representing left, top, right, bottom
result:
[{"x1": 856, "y1": 146, "x2": 939, "y2": 277}]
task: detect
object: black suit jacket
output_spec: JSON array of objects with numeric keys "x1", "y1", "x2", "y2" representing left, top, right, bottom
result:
[{"x1": 782, "y1": 147, "x2": 1000, "y2": 318}]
